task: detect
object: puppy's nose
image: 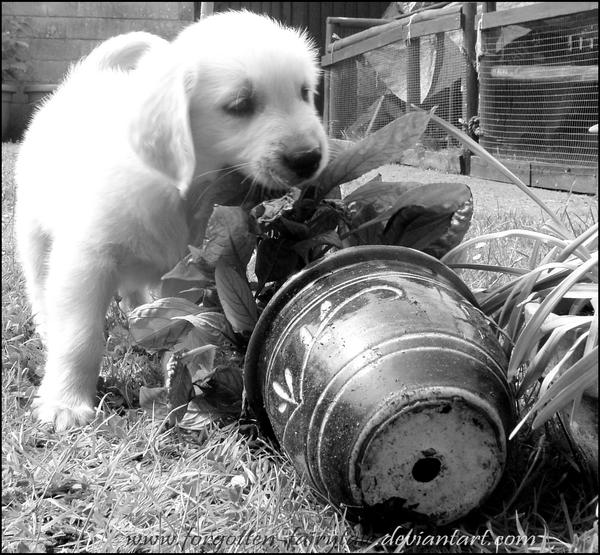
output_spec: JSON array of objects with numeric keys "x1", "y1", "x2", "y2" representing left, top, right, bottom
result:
[{"x1": 283, "y1": 148, "x2": 322, "y2": 179}]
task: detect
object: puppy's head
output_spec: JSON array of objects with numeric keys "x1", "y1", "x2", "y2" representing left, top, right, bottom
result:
[{"x1": 131, "y1": 11, "x2": 328, "y2": 192}]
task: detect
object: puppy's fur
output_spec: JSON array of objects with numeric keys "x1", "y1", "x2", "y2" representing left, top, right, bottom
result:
[{"x1": 16, "y1": 11, "x2": 328, "y2": 431}]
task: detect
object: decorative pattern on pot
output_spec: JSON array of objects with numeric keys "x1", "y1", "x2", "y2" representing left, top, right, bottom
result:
[{"x1": 244, "y1": 246, "x2": 516, "y2": 525}]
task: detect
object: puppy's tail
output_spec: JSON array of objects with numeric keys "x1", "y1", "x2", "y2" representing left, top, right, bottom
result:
[{"x1": 81, "y1": 32, "x2": 169, "y2": 72}]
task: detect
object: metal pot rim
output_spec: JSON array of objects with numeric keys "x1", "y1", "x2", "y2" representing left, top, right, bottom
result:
[{"x1": 243, "y1": 245, "x2": 479, "y2": 437}]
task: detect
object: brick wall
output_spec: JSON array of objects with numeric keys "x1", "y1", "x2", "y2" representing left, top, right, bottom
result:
[{"x1": 2, "y1": 2, "x2": 195, "y2": 139}]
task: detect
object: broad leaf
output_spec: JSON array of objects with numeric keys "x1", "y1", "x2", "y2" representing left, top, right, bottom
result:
[
  {"x1": 255, "y1": 238, "x2": 301, "y2": 291},
  {"x1": 250, "y1": 187, "x2": 302, "y2": 227},
  {"x1": 177, "y1": 395, "x2": 239, "y2": 431},
  {"x1": 186, "y1": 171, "x2": 256, "y2": 245},
  {"x1": 198, "y1": 365, "x2": 244, "y2": 411},
  {"x1": 343, "y1": 183, "x2": 472, "y2": 254},
  {"x1": 201, "y1": 206, "x2": 256, "y2": 272},
  {"x1": 344, "y1": 181, "x2": 424, "y2": 215},
  {"x1": 139, "y1": 386, "x2": 169, "y2": 420},
  {"x1": 161, "y1": 255, "x2": 214, "y2": 283},
  {"x1": 176, "y1": 366, "x2": 244, "y2": 431},
  {"x1": 314, "y1": 110, "x2": 431, "y2": 198},
  {"x1": 172, "y1": 312, "x2": 229, "y2": 347},
  {"x1": 128, "y1": 297, "x2": 206, "y2": 351},
  {"x1": 278, "y1": 217, "x2": 311, "y2": 239},
  {"x1": 293, "y1": 231, "x2": 343, "y2": 264},
  {"x1": 165, "y1": 351, "x2": 194, "y2": 425},
  {"x1": 306, "y1": 204, "x2": 342, "y2": 235},
  {"x1": 162, "y1": 334, "x2": 217, "y2": 384},
  {"x1": 215, "y1": 262, "x2": 258, "y2": 333},
  {"x1": 160, "y1": 255, "x2": 213, "y2": 301}
]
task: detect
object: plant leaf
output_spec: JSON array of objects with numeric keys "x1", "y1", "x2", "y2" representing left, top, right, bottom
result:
[
  {"x1": 250, "y1": 188, "x2": 302, "y2": 228},
  {"x1": 160, "y1": 255, "x2": 214, "y2": 302},
  {"x1": 172, "y1": 312, "x2": 229, "y2": 347},
  {"x1": 165, "y1": 351, "x2": 194, "y2": 425},
  {"x1": 255, "y1": 238, "x2": 302, "y2": 290},
  {"x1": 342, "y1": 182, "x2": 471, "y2": 255},
  {"x1": 314, "y1": 110, "x2": 431, "y2": 198},
  {"x1": 508, "y1": 254, "x2": 598, "y2": 378},
  {"x1": 293, "y1": 231, "x2": 343, "y2": 264},
  {"x1": 177, "y1": 366, "x2": 244, "y2": 431},
  {"x1": 161, "y1": 255, "x2": 214, "y2": 282},
  {"x1": 128, "y1": 297, "x2": 206, "y2": 351},
  {"x1": 177, "y1": 395, "x2": 238, "y2": 431},
  {"x1": 306, "y1": 204, "x2": 343, "y2": 235},
  {"x1": 215, "y1": 262, "x2": 258, "y2": 333},
  {"x1": 517, "y1": 321, "x2": 591, "y2": 396},
  {"x1": 198, "y1": 365, "x2": 244, "y2": 411},
  {"x1": 139, "y1": 386, "x2": 169, "y2": 420},
  {"x1": 163, "y1": 334, "x2": 217, "y2": 384},
  {"x1": 530, "y1": 347, "x2": 598, "y2": 429},
  {"x1": 201, "y1": 206, "x2": 256, "y2": 272}
]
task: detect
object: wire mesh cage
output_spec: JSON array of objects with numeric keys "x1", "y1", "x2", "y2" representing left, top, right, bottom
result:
[
  {"x1": 323, "y1": 9, "x2": 471, "y2": 152},
  {"x1": 479, "y1": 10, "x2": 598, "y2": 169}
]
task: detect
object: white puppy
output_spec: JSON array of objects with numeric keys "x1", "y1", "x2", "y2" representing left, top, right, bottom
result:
[{"x1": 15, "y1": 10, "x2": 328, "y2": 431}]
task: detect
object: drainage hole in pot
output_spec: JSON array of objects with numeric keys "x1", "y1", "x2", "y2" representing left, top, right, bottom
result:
[{"x1": 412, "y1": 457, "x2": 441, "y2": 482}]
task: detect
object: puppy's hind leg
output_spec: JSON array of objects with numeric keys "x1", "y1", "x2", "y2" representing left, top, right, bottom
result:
[
  {"x1": 34, "y1": 240, "x2": 118, "y2": 431},
  {"x1": 16, "y1": 218, "x2": 52, "y2": 341}
]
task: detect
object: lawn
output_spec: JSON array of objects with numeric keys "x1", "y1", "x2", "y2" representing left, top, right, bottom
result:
[{"x1": 2, "y1": 141, "x2": 598, "y2": 553}]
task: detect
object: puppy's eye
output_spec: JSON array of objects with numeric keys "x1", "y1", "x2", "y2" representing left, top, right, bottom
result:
[
  {"x1": 224, "y1": 95, "x2": 255, "y2": 117},
  {"x1": 301, "y1": 86, "x2": 311, "y2": 103}
]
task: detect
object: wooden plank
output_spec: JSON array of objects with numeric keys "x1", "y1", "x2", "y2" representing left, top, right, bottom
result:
[
  {"x1": 463, "y1": 2, "x2": 478, "y2": 124},
  {"x1": 307, "y1": 1, "x2": 322, "y2": 50},
  {"x1": 290, "y1": 2, "x2": 308, "y2": 31},
  {"x1": 321, "y1": 11, "x2": 461, "y2": 67},
  {"x1": 269, "y1": 2, "x2": 281, "y2": 21},
  {"x1": 325, "y1": 4, "x2": 460, "y2": 53},
  {"x1": 531, "y1": 163, "x2": 597, "y2": 195},
  {"x1": 200, "y1": 2, "x2": 214, "y2": 18},
  {"x1": 480, "y1": 2, "x2": 598, "y2": 30},
  {"x1": 490, "y1": 65, "x2": 598, "y2": 82},
  {"x1": 470, "y1": 156, "x2": 598, "y2": 195},
  {"x1": 470, "y1": 155, "x2": 531, "y2": 186},
  {"x1": 281, "y1": 2, "x2": 292, "y2": 25}
]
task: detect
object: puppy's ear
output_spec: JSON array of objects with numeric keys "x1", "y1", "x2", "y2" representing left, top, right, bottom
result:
[{"x1": 130, "y1": 64, "x2": 196, "y2": 191}]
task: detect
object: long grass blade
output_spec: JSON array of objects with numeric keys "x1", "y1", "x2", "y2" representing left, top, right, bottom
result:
[
  {"x1": 480, "y1": 267, "x2": 572, "y2": 316},
  {"x1": 584, "y1": 301, "x2": 598, "y2": 356},
  {"x1": 501, "y1": 270, "x2": 544, "y2": 340},
  {"x1": 531, "y1": 348, "x2": 598, "y2": 429},
  {"x1": 508, "y1": 254, "x2": 598, "y2": 378},
  {"x1": 441, "y1": 230, "x2": 568, "y2": 264},
  {"x1": 540, "y1": 332, "x2": 591, "y2": 396},
  {"x1": 556, "y1": 223, "x2": 598, "y2": 263},
  {"x1": 518, "y1": 325, "x2": 590, "y2": 396},
  {"x1": 509, "y1": 347, "x2": 598, "y2": 438},
  {"x1": 446, "y1": 263, "x2": 528, "y2": 275},
  {"x1": 425, "y1": 109, "x2": 574, "y2": 239}
]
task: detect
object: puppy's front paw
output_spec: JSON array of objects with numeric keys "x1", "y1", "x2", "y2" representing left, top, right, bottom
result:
[{"x1": 32, "y1": 397, "x2": 96, "y2": 432}]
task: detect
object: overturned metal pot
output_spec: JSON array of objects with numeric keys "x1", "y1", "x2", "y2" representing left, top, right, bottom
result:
[{"x1": 244, "y1": 246, "x2": 515, "y2": 525}]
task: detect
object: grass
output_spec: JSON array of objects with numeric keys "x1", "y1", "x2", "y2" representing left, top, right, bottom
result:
[{"x1": 2, "y1": 141, "x2": 598, "y2": 553}]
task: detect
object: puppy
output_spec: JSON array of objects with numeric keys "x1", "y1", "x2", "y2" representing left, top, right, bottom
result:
[{"x1": 15, "y1": 10, "x2": 329, "y2": 431}]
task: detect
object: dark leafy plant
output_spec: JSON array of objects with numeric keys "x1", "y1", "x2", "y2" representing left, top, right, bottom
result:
[{"x1": 128, "y1": 109, "x2": 476, "y2": 430}]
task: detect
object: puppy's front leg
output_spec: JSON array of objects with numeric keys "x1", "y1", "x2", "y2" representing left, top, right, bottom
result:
[{"x1": 34, "y1": 241, "x2": 118, "y2": 431}]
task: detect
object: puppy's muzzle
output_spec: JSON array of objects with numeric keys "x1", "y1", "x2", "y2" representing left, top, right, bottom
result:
[{"x1": 282, "y1": 147, "x2": 322, "y2": 180}]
